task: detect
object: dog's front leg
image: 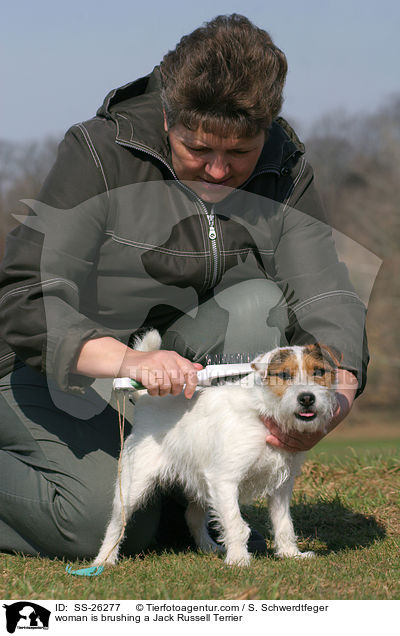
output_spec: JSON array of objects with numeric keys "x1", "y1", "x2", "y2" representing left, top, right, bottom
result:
[
  {"x1": 269, "y1": 466, "x2": 314, "y2": 559},
  {"x1": 208, "y1": 481, "x2": 251, "y2": 566}
]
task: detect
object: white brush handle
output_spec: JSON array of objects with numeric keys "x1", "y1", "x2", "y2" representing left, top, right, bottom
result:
[{"x1": 113, "y1": 362, "x2": 253, "y2": 392}]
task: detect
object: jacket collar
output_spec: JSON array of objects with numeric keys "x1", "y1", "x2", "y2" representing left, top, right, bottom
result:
[{"x1": 97, "y1": 66, "x2": 305, "y2": 174}]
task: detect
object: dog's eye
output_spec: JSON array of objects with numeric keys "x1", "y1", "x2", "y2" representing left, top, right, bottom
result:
[
  {"x1": 277, "y1": 371, "x2": 293, "y2": 381},
  {"x1": 267, "y1": 370, "x2": 293, "y2": 382},
  {"x1": 313, "y1": 368, "x2": 326, "y2": 377}
]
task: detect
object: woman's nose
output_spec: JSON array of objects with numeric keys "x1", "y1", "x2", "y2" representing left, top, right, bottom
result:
[{"x1": 204, "y1": 155, "x2": 230, "y2": 180}]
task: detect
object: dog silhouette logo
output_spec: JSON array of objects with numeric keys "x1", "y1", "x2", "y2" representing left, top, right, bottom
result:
[{"x1": 3, "y1": 602, "x2": 50, "y2": 633}]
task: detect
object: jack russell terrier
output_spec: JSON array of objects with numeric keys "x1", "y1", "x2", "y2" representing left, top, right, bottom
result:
[{"x1": 93, "y1": 330, "x2": 338, "y2": 566}]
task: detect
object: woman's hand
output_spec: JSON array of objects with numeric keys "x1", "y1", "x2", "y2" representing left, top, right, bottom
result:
[
  {"x1": 122, "y1": 348, "x2": 203, "y2": 399},
  {"x1": 72, "y1": 336, "x2": 202, "y2": 399}
]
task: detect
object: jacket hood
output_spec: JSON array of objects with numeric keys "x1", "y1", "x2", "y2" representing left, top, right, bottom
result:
[
  {"x1": 97, "y1": 67, "x2": 170, "y2": 160},
  {"x1": 96, "y1": 66, "x2": 305, "y2": 171}
]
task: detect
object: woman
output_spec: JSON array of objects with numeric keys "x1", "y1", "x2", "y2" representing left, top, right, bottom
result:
[{"x1": 0, "y1": 15, "x2": 366, "y2": 558}]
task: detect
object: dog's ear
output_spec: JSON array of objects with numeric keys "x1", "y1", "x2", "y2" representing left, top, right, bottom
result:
[
  {"x1": 319, "y1": 345, "x2": 342, "y2": 368},
  {"x1": 306, "y1": 343, "x2": 342, "y2": 369},
  {"x1": 251, "y1": 353, "x2": 269, "y2": 379}
]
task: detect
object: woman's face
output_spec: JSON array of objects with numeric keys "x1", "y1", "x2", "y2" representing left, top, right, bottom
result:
[{"x1": 166, "y1": 121, "x2": 265, "y2": 203}]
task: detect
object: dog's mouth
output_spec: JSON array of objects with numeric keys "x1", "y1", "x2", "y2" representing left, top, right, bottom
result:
[{"x1": 295, "y1": 411, "x2": 317, "y2": 422}]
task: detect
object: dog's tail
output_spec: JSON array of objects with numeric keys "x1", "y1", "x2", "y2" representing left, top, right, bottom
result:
[{"x1": 132, "y1": 329, "x2": 162, "y2": 352}]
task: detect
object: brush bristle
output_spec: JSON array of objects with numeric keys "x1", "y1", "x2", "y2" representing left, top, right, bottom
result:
[{"x1": 204, "y1": 352, "x2": 259, "y2": 366}]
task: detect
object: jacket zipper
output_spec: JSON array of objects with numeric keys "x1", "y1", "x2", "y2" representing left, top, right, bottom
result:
[
  {"x1": 115, "y1": 138, "x2": 279, "y2": 292},
  {"x1": 116, "y1": 138, "x2": 222, "y2": 290},
  {"x1": 206, "y1": 206, "x2": 219, "y2": 288}
]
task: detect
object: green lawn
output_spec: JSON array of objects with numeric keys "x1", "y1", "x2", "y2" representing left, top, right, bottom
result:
[
  {"x1": 1, "y1": 440, "x2": 399, "y2": 600},
  {"x1": 309, "y1": 436, "x2": 400, "y2": 460}
]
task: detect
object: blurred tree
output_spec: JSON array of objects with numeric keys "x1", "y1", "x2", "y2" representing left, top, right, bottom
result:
[
  {"x1": 0, "y1": 137, "x2": 59, "y2": 256},
  {"x1": 305, "y1": 95, "x2": 400, "y2": 408}
]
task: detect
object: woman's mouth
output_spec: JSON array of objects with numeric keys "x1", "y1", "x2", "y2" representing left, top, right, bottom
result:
[{"x1": 200, "y1": 178, "x2": 231, "y2": 188}]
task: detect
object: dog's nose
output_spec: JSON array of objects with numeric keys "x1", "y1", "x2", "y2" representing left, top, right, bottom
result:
[{"x1": 297, "y1": 392, "x2": 316, "y2": 408}]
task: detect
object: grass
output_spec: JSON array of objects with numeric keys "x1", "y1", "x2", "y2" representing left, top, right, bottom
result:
[
  {"x1": 1, "y1": 442, "x2": 399, "y2": 601},
  {"x1": 309, "y1": 437, "x2": 400, "y2": 460}
]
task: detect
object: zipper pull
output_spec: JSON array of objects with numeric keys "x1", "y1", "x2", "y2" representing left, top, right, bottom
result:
[{"x1": 207, "y1": 213, "x2": 217, "y2": 240}]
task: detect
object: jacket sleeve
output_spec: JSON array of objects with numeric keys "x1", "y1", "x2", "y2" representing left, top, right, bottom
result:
[
  {"x1": 0, "y1": 124, "x2": 119, "y2": 394},
  {"x1": 271, "y1": 158, "x2": 369, "y2": 396}
]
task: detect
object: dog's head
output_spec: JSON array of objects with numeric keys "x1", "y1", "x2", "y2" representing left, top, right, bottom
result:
[{"x1": 251, "y1": 344, "x2": 339, "y2": 433}]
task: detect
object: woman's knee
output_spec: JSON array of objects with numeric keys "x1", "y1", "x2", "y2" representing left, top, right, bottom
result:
[{"x1": 52, "y1": 490, "x2": 162, "y2": 559}]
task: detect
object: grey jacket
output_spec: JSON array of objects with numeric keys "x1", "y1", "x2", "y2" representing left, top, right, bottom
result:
[{"x1": 0, "y1": 67, "x2": 368, "y2": 395}]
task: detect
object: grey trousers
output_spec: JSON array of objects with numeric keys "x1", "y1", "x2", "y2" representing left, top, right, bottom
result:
[
  {"x1": 0, "y1": 280, "x2": 283, "y2": 559},
  {"x1": 0, "y1": 364, "x2": 164, "y2": 559}
]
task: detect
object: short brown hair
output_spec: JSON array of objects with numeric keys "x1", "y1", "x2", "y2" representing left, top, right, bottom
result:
[{"x1": 160, "y1": 14, "x2": 287, "y2": 137}]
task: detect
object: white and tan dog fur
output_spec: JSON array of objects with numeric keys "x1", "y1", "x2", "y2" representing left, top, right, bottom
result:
[{"x1": 93, "y1": 331, "x2": 338, "y2": 567}]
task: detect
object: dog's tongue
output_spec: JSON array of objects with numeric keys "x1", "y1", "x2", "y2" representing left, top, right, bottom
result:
[{"x1": 299, "y1": 412, "x2": 315, "y2": 417}]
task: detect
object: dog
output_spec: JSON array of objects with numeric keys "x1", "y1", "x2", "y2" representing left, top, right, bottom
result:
[{"x1": 93, "y1": 331, "x2": 338, "y2": 567}]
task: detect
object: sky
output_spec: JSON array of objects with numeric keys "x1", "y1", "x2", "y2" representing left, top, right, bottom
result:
[{"x1": 2, "y1": 0, "x2": 399, "y2": 142}]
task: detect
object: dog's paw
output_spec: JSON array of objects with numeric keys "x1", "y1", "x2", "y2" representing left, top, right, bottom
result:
[
  {"x1": 295, "y1": 550, "x2": 315, "y2": 559},
  {"x1": 275, "y1": 548, "x2": 315, "y2": 559},
  {"x1": 224, "y1": 551, "x2": 252, "y2": 567},
  {"x1": 91, "y1": 553, "x2": 118, "y2": 567},
  {"x1": 199, "y1": 541, "x2": 224, "y2": 554}
]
